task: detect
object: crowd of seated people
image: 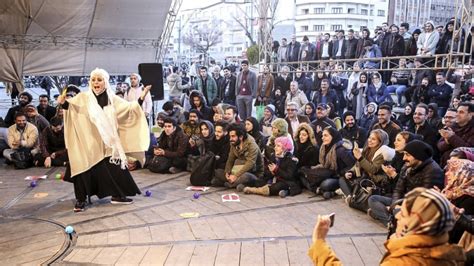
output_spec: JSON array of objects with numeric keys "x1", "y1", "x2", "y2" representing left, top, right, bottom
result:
[{"x1": 1, "y1": 20, "x2": 473, "y2": 263}]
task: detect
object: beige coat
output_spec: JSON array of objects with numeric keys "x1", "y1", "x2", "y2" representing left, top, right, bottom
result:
[
  {"x1": 7, "y1": 122, "x2": 38, "y2": 149},
  {"x1": 64, "y1": 93, "x2": 149, "y2": 177}
]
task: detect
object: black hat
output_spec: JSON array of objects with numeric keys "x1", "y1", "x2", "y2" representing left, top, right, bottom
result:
[{"x1": 404, "y1": 140, "x2": 433, "y2": 162}]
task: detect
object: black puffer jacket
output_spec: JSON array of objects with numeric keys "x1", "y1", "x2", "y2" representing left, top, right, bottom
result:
[
  {"x1": 265, "y1": 152, "x2": 301, "y2": 196},
  {"x1": 294, "y1": 141, "x2": 319, "y2": 167},
  {"x1": 392, "y1": 158, "x2": 444, "y2": 202},
  {"x1": 208, "y1": 135, "x2": 230, "y2": 169}
]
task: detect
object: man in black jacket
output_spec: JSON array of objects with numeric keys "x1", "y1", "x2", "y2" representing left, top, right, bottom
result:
[
  {"x1": 220, "y1": 67, "x2": 236, "y2": 106},
  {"x1": 36, "y1": 94, "x2": 56, "y2": 122},
  {"x1": 4, "y1": 92, "x2": 33, "y2": 126},
  {"x1": 311, "y1": 103, "x2": 337, "y2": 146},
  {"x1": 367, "y1": 140, "x2": 444, "y2": 225},
  {"x1": 339, "y1": 111, "x2": 367, "y2": 147},
  {"x1": 410, "y1": 104, "x2": 439, "y2": 158},
  {"x1": 344, "y1": 29, "x2": 358, "y2": 64},
  {"x1": 150, "y1": 118, "x2": 189, "y2": 174}
]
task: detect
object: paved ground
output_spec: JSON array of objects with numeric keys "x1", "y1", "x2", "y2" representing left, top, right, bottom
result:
[{"x1": 0, "y1": 162, "x2": 388, "y2": 265}]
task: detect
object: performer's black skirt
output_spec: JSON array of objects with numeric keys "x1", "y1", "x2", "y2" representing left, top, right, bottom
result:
[{"x1": 63, "y1": 157, "x2": 141, "y2": 201}]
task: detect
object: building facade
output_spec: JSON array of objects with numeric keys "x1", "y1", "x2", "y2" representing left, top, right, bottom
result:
[
  {"x1": 388, "y1": 0, "x2": 459, "y2": 29},
  {"x1": 294, "y1": 0, "x2": 389, "y2": 40}
]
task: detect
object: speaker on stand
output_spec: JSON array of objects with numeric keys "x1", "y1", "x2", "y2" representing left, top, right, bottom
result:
[{"x1": 138, "y1": 63, "x2": 164, "y2": 125}]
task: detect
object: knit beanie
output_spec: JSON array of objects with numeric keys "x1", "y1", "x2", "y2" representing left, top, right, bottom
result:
[
  {"x1": 275, "y1": 136, "x2": 294, "y2": 153},
  {"x1": 404, "y1": 140, "x2": 433, "y2": 162},
  {"x1": 265, "y1": 104, "x2": 276, "y2": 115}
]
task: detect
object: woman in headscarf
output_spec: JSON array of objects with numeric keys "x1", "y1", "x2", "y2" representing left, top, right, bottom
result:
[
  {"x1": 397, "y1": 103, "x2": 415, "y2": 131},
  {"x1": 58, "y1": 68, "x2": 150, "y2": 212},
  {"x1": 245, "y1": 117, "x2": 266, "y2": 152},
  {"x1": 350, "y1": 72, "x2": 369, "y2": 119},
  {"x1": 301, "y1": 127, "x2": 355, "y2": 199},
  {"x1": 367, "y1": 73, "x2": 391, "y2": 105},
  {"x1": 197, "y1": 120, "x2": 215, "y2": 155},
  {"x1": 309, "y1": 188, "x2": 465, "y2": 265},
  {"x1": 341, "y1": 129, "x2": 395, "y2": 201},
  {"x1": 304, "y1": 102, "x2": 317, "y2": 122},
  {"x1": 259, "y1": 104, "x2": 277, "y2": 137}
]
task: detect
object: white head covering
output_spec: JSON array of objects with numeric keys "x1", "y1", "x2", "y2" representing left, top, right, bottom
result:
[{"x1": 87, "y1": 68, "x2": 127, "y2": 169}]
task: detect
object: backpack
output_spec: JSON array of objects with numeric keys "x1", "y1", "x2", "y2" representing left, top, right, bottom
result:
[
  {"x1": 11, "y1": 148, "x2": 33, "y2": 169},
  {"x1": 190, "y1": 152, "x2": 216, "y2": 186}
]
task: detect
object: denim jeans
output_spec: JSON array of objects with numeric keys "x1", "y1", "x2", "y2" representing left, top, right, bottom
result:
[
  {"x1": 367, "y1": 194, "x2": 392, "y2": 225},
  {"x1": 386, "y1": 84, "x2": 407, "y2": 105}
]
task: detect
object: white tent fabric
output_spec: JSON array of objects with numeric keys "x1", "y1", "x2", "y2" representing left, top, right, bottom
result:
[{"x1": 0, "y1": 0, "x2": 172, "y2": 82}]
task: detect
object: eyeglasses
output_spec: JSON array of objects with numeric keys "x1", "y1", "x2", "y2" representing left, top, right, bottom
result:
[{"x1": 287, "y1": 109, "x2": 296, "y2": 111}]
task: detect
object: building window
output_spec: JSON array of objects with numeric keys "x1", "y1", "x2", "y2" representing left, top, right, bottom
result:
[
  {"x1": 347, "y1": 25, "x2": 353, "y2": 28},
  {"x1": 361, "y1": 9, "x2": 368, "y2": 15},
  {"x1": 236, "y1": 47, "x2": 242, "y2": 51},
  {"x1": 332, "y1": 7, "x2": 343, "y2": 14},
  {"x1": 301, "y1": 8, "x2": 309, "y2": 15},
  {"x1": 348, "y1": 8, "x2": 355, "y2": 14},
  {"x1": 313, "y1": 25, "x2": 325, "y2": 31},
  {"x1": 370, "y1": 10, "x2": 374, "y2": 16},
  {"x1": 331, "y1": 25, "x2": 342, "y2": 31},
  {"x1": 301, "y1": 25, "x2": 309, "y2": 31},
  {"x1": 377, "y1": 10, "x2": 385, "y2": 16},
  {"x1": 314, "y1": 8, "x2": 325, "y2": 14}
]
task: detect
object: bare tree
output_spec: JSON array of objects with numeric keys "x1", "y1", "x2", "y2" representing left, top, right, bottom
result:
[
  {"x1": 230, "y1": 5, "x2": 256, "y2": 46},
  {"x1": 183, "y1": 19, "x2": 223, "y2": 65}
]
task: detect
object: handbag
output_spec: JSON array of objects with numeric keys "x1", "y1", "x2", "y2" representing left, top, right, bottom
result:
[
  {"x1": 190, "y1": 152, "x2": 216, "y2": 186},
  {"x1": 349, "y1": 179, "x2": 377, "y2": 212},
  {"x1": 256, "y1": 104, "x2": 265, "y2": 122},
  {"x1": 11, "y1": 147, "x2": 33, "y2": 169}
]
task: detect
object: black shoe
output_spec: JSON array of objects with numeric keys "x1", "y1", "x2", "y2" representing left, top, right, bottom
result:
[
  {"x1": 111, "y1": 197, "x2": 133, "y2": 205},
  {"x1": 74, "y1": 201, "x2": 86, "y2": 212},
  {"x1": 322, "y1": 192, "x2": 335, "y2": 200}
]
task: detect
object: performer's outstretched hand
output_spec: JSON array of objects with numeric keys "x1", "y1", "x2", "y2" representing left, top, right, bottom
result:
[
  {"x1": 140, "y1": 85, "x2": 152, "y2": 100},
  {"x1": 57, "y1": 94, "x2": 66, "y2": 105}
]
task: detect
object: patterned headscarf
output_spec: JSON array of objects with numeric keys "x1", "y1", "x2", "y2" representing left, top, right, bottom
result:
[
  {"x1": 394, "y1": 188, "x2": 454, "y2": 238},
  {"x1": 443, "y1": 158, "x2": 474, "y2": 201}
]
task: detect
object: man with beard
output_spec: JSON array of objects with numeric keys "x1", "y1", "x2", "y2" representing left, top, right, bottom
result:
[
  {"x1": 124, "y1": 73, "x2": 153, "y2": 120},
  {"x1": 3, "y1": 112, "x2": 39, "y2": 162},
  {"x1": 194, "y1": 66, "x2": 218, "y2": 105},
  {"x1": 311, "y1": 103, "x2": 337, "y2": 146},
  {"x1": 339, "y1": 111, "x2": 367, "y2": 147},
  {"x1": 4, "y1": 92, "x2": 33, "y2": 126},
  {"x1": 275, "y1": 66, "x2": 292, "y2": 96},
  {"x1": 34, "y1": 117, "x2": 68, "y2": 167},
  {"x1": 441, "y1": 108, "x2": 457, "y2": 128},
  {"x1": 36, "y1": 94, "x2": 56, "y2": 122},
  {"x1": 212, "y1": 66, "x2": 223, "y2": 91},
  {"x1": 25, "y1": 104, "x2": 50, "y2": 136},
  {"x1": 367, "y1": 140, "x2": 444, "y2": 225},
  {"x1": 209, "y1": 121, "x2": 231, "y2": 178},
  {"x1": 220, "y1": 67, "x2": 236, "y2": 106},
  {"x1": 150, "y1": 118, "x2": 188, "y2": 174},
  {"x1": 189, "y1": 90, "x2": 213, "y2": 121},
  {"x1": 427, "y1": 72, "x2": 453, "y2": 117},
  {"x1": 371, "y1": 105, "x2": 401, "y2": 147},
  {"x1": 410, "y1": 104, "x2": 439, "y2": 152},
  {"x1": 312, "y1": 79, "x2": 338, "y2": 111},
  {"x1": 235, "y1": 60, "x2": 257, "y2": 120},
  {"x1": 213, "y1": 123, "x2": 263, "y2": 188},
  {"x1": 438, "y1": 102, "x2": 474, "y2": 166},
  {"x1": 181, "y1": 109, "x2": 201, "y2": 139}
]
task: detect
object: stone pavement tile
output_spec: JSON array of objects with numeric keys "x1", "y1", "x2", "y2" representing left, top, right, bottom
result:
[
  {"x1": 169, "y1": 221, "x2": 195, "y2": 241},
  {"x1": 107, "y1": 229, "x2": 130, "y2": 245},
  {"x1": 187, "y1": 218, "x2": 218, "y2": 240},
  {"x1": 264, "y1": 240, "x2": 290, "y2": 265},
  {"x1": 139, "y1": 245, "x2": 172, "y2": 265},
  {"x1": 116, "y1": 246, "x2": 149, "y2": 265},
  {"x1": 149, "y1": 224, "x2": 174, "y2": 242},
  {"x1": 240, "y1": 241, "x2": 264, "y2": 266},
  {"x1": 327, "y1": 237, "x2": 364, "y2": 265},
  {"x1": 214, "y1": 242, "x2": 240, "y2": 266},
  {"x1": 163, "y1": 243, "x2": 195, "y2": 265},
  {"x1": 241, "y1": 211, "x2": 277, "y2": 238},
  {"x1": 204, "y1": 216, "x2": 239, "y2": 239},
  {"x1": 117, "y1": 212, "x2": 148, "y2": 227},
  {"x1": 63, "y1": 247, "x2": 102, "y2": 263},
  {"x1": 352, "y1": 236, "x2": 385, "y2": 265},
  {"x1": 189, "y1": 243, "x2": 218, "y2": 265},
  {"x1": 91, "y1": 246, "x2": 126, "y2": 264},
  {"x1": 224, "y1": 214, "x2": 260, "y2": 239},
  {"x1": 88, "y1": 232, "x2": 108, "y2": 246},
  {"x1": 129, "y1": 227, "x2": 153, "y2": 244},
  {"x1": 286, "y1": 239, "x2": 312, "y2": 265}
]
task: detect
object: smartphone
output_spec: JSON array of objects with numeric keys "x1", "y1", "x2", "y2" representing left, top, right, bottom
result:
[{"x1": 329, "y1": 213, "x2": 335, "y2": 227}]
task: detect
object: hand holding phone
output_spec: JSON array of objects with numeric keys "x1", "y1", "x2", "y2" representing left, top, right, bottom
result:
[{"x1": 329, "y1": 213, "x2": 335, "y2": 227}]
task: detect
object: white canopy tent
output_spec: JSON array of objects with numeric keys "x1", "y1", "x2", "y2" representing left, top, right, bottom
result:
[{"x1": 0, "y1": 0, "x2": 172, "y2": 85}]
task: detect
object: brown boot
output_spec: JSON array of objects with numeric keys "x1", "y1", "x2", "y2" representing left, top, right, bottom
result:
[{"x1": 243, "y1": 185, "x2": 270, "y2": 196}]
